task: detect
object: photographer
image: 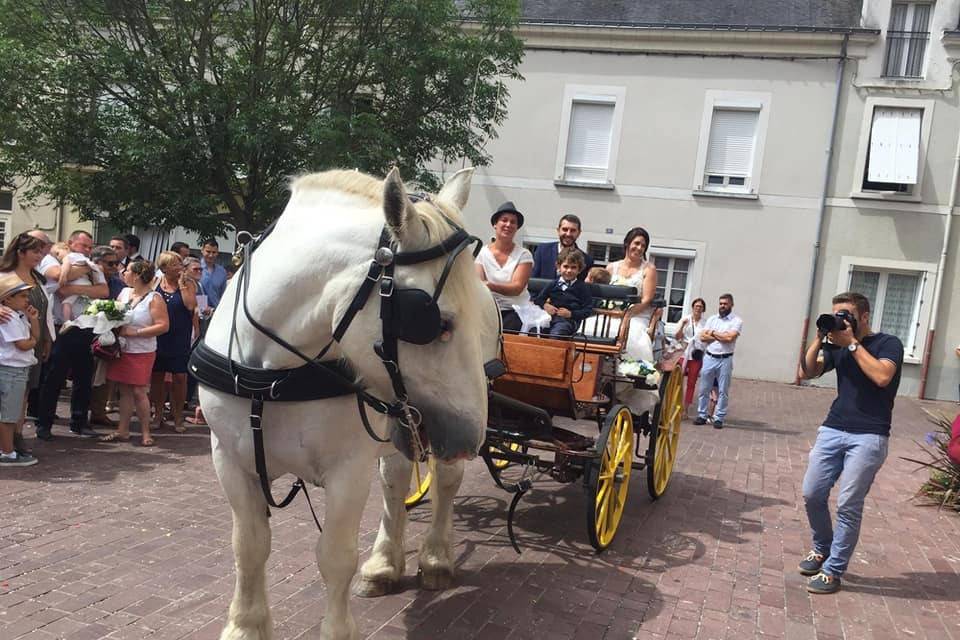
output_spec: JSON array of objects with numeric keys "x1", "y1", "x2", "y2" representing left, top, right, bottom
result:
[{"x1": 798, "y1": 291, "x2": 903, "y2": 594}]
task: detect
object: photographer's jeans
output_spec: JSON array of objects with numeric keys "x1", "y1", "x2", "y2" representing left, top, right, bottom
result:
[
  {"x1": 697, "y1": 354, "x2": 733, "y2": 421},
  {"x1": 802, "y1": 426, "x2": 889, "y2": 577}
]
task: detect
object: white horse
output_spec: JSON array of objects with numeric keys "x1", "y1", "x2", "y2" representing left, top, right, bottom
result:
[{"x1": 199, "y1": 168, "x2": 500, "y2": 640}]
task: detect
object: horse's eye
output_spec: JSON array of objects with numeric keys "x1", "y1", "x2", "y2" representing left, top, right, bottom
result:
[{"x1": 439, "y1": 314, "x2": 455, "y2": 342}]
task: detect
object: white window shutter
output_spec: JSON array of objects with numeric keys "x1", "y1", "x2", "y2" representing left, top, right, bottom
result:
[
  {"x1": 564, "y1": 101, "x2": 614, "y2": 182},
  {"x1": 704, "y1": 109, "x2": 758, "y2": 177},
  {"x1": 868, "y1": 107, "x2": 921, "y2": 184}
]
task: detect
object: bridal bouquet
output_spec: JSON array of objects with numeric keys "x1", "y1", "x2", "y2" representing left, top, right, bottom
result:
[
  {"x1": 64, "y1": 299, "x2": 132, "y2": 344},
  {"x1": 618, "y1": 358, "x2": 661, "y2": 387}
]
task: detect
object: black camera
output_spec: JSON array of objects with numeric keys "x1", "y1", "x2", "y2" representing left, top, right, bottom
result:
[{"x1": 816, "y1": 310, "x2": 858, "y2": 336}]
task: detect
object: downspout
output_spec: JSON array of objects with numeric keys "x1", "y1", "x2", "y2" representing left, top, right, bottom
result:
[
  {"x1": 796, "y1": 34, "x2": 848, "y2": 384},
  {"x1": 917, "y1": 76, "x2": 960, "y2": 398}
]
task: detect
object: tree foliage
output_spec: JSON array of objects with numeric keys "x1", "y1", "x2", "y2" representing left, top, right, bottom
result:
[{"x1": 0, "y1": 0, "x2": 522, "y2": 236}]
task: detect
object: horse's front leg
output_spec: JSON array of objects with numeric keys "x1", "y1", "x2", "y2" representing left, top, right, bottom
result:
[
  {"x1": 355, "y1": 452, "x2": 411, "y2": 597},
  {"x1": 214, "y1": 450, "x2": 273, "y2": 640},
  {"x1": 418, "y1": 458, "x2": 464, "y2": 590},
  {"x1": 318, "y1": 465, "x2": 373, "y2": 640}
]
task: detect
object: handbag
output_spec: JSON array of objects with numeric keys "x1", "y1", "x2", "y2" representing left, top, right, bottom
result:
[{"x1": 92, "y1": 333, "x2": 121, "y2": 360}]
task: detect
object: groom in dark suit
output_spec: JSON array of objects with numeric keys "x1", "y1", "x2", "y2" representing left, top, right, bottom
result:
[{"x1": 531, "y1": 214, "x2": 593, "y2": 280}]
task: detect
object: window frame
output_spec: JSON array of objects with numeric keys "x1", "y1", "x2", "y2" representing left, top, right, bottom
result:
[
  {"x1": 852, "y1": 97, "x2": 935, "y2": 203},
  {"x1": 836, "y1": 255, "x2": 937, "y2": 363},
  {"x1": 882, "y1": 2, "x2": 933, "y2": 79},
  {"x1": 0, "y1": 191, "x2": 11, "y2": 251},
  {"x1": 554, "y1": 84, "x2": 626, "y2": 190},
  {"x1": 692, "y1": 90, "x2": 772, "y2": 198}
]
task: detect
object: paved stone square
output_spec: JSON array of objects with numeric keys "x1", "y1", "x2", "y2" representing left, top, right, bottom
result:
[{"x1": 1, "y1": 379, "x2": 959, "y2": 639}]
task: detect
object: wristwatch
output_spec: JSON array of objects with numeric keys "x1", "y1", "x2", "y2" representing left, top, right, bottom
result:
[{"x1": 847, "y1": 342, "x2": 859, "y2": 353}]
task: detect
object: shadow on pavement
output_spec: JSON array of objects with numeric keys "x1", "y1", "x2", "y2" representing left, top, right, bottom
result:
[{"x1": 843, "y1": 571, "x2": 960, "y2": 600}]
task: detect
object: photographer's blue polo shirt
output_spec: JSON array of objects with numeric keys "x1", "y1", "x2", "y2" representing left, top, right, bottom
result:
[{"x1": 821, "y1": 332, "x2": 904, "y2": 436}]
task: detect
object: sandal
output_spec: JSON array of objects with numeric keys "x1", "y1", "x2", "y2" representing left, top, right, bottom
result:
[
  {"x1": 174, "y1": 425, "x2": 187, "y2": 433},
  {"x1": 100, "y1": 432, "x2": 130, "y2": 443},
  {"x1": 141, "y1": 436, "x2": 156, "y2": 447}
]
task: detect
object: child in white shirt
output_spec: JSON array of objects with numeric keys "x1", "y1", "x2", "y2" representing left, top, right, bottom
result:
[
  {"x1": 0, "y1": 273, "x2": 40, "y2": 467},
  {"x1": 51, "y1": 242, "x2": 101, "y2": 322}
]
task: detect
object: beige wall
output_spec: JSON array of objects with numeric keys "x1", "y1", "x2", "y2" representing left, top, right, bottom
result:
[
  {"x1": 446, "y1": 48, "x2": 842, "y2": 383},
  {"x1": 3, "y1": 184, "x2": 95, "y2": 243}
]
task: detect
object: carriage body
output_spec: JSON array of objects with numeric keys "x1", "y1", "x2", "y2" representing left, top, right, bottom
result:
[{"x1": 453, "y1": 279, "x2": 684, "y2": 551}]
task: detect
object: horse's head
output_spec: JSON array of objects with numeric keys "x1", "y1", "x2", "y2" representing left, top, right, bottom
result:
[{"x1": 338, "y1": 168, "x2": 499, "y2": 463}]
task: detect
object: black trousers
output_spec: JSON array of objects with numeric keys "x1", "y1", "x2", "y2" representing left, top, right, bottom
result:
[{"x1": 37, "y1": 328, "x2": 95, "y2": 430}]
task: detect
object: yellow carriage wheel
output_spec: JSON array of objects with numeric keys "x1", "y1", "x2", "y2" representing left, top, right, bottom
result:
[
  {"x1": 587, "y1": 405, "x2": 633, "y2": 551},
  {"x1": 404, "y1": 458, "x2": 432, "y2": 509},
  {"x1": 647, "y1": 366, "x2": 683, "y2": 500},
  {"x1": 489, "y1": 441, "x2": 522, "y2": 469}
]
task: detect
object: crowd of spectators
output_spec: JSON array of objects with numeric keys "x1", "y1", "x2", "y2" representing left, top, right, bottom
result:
[{"x1": 0, "y1": 231, "x2": 231, "y2": 466}]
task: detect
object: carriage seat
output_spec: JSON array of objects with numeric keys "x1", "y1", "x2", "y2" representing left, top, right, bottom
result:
[{"x1": 526, "y1": 278, "x2": 639, "y2": 305}]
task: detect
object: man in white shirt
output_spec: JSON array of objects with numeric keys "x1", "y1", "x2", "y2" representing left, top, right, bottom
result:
[
  {"x1": 35, "y1": 231, "x2": 109, "y2": 440},
  {"x1": 693, "y1": 293, "x2": 743, "y2": 429}
]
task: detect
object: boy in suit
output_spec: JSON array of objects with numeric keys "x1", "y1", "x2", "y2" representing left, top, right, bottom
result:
[{"x1": 534, "y1": 248, "x2": 593, "y2": 337}]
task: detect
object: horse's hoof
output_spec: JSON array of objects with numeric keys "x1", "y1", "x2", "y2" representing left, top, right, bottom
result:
[
  {"x1": 220, "y1": 621, "x2": 271, "y2": 640},
  {"x1": 417, "y1": 566, "x2": 454, "y2": 591},
  {"x1": 353, "y1": 576, "x2": 396, "y2": 598}
]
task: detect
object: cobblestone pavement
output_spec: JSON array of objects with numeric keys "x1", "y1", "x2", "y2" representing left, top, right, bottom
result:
[{"x1": 1, "y1": 380, "x2": 959, "y2": 639}]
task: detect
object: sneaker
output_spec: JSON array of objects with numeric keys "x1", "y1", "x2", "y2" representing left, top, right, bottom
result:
[
  {"x1": 693, "y1": 417, "x2": 708, "y2": 425},
  {"x1": 0, "y1": 452, "x2": 38, "y2": 467},
  {"x1": 13, "y1": 433, "x2": 32, "y2": 455},
  {"x1": 807, "y1": 572, "x2": 841, "y2": 594},
  {"x1": 798, "y1": 551, "x2": 826, "y2": 576},
  {"x1": 713, "y1": 421, "x2": 724, "y2": 429}
]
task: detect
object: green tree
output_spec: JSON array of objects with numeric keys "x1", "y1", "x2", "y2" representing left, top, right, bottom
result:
[{"x1": 0, "y1": 0, "x2": 522, "y2": 236}]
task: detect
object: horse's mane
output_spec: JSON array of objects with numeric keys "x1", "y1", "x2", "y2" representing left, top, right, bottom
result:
[{"x1": 290, "y1": 169, "x2": 481, "y2": 326}]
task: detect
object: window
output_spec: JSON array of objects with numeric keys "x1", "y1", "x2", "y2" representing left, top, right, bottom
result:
[
  {"x1": 883, "y1": 2, "x2": 932, "y2": 79},
  {"x1": 862, "y1": 107, "x2": 922, "y2": 193},
  {"x1": 0, "y1": 192, "x2": 11, "y2": 249},
  {"x1": 838, "y1": 256, "x2": 937, "y2": 362},
  {"x1": 586, "y1": 241, "x2": 624, "y2": 266},
  {"x1": 848, "y1": 268, "x2": 925, "y2": 355},
  {"x1": 654, "y1": 256, "x2": 691, "y2": 324},
  {"x1": 702, "y1": 108, "x2": 759, "y2": 193},
  {"x1": 554, "y1": 85, "x2": 626, "y2": 187},
  {"x1": 693, "y1": 91, "x2": 771, "y2": 197}
]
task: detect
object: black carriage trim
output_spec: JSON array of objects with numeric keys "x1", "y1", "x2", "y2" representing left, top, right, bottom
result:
[{"x1": 188, "y1": 192, "x2": 483, "y2": 521}]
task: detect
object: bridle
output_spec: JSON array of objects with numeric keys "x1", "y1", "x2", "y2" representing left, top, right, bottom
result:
[{"x1": 221, "y1": 193, "x2": 482, "y2": 511}]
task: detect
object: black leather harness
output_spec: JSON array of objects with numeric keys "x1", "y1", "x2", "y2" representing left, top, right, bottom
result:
[{"x1": 189, "y1": 195, "x2": 482, "y2": 522}]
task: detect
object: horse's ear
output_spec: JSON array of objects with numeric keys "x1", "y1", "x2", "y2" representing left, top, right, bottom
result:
[
  {"x1": 383, "y1": 167, "x2": 411, "y2": 233},
  {"x1": 437, "y1": 167, "x2": 474, "y2": 211}
]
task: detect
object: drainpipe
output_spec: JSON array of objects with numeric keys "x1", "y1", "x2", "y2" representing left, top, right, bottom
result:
[
  {"x1": 796, "y1": 34, "x2": 848, "y2": 384},
  {"x1": 917, "y1": 91, "x2": 960, "y2": 398}
]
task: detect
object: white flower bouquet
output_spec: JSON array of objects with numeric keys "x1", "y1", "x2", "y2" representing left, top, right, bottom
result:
[
  {"x1": 618, "y1": 357, "x2": 661, "y2": 388},
  {"x1": 63, "y1": 299, "x2": 132, "y2": 344}
]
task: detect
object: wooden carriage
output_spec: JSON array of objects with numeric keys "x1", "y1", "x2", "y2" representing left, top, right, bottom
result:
[{"x1": 406, "y1": 279, "x2": 686, "y2": 552}]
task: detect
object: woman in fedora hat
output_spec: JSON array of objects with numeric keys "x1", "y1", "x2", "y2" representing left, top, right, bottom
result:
[{"x1": 475, "y1": 202, "x2": 532, "y2": 332}]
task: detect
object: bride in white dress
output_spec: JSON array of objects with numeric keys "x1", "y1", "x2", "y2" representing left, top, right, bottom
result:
[{"x1": 604, "y1": 227, "x2": 659, "y2": 414}]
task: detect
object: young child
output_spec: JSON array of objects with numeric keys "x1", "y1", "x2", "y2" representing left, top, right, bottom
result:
[
  {"x1": 0, "y1": 274, "x2": 40, "y2": 467},
  {"x1": 51, "y1": 242, "x2": 99, "y2": 322},
  {"x1": 533, "y1": 247, "x2": 593, "y2": 337},
  {"x1": 585, "y1": 266, "x2": 611, "y2": 285}
]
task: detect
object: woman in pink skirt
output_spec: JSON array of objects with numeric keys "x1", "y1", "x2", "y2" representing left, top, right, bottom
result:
[{"x1": 100, "y1": 260, "x2": 169, "y2": 446}]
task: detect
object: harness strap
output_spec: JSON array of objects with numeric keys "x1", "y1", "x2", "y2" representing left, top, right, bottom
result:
[
  {"x1": 357, "y1": 395, "x2": 391, "y2": 443},
  {"x1": 250, "y1": 396, "x2": 304, "y2": 510}
]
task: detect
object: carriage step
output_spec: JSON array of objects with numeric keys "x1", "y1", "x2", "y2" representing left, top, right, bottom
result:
[{"x1": 631, "y1": 461, "x2": 647, "y2": 470}]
